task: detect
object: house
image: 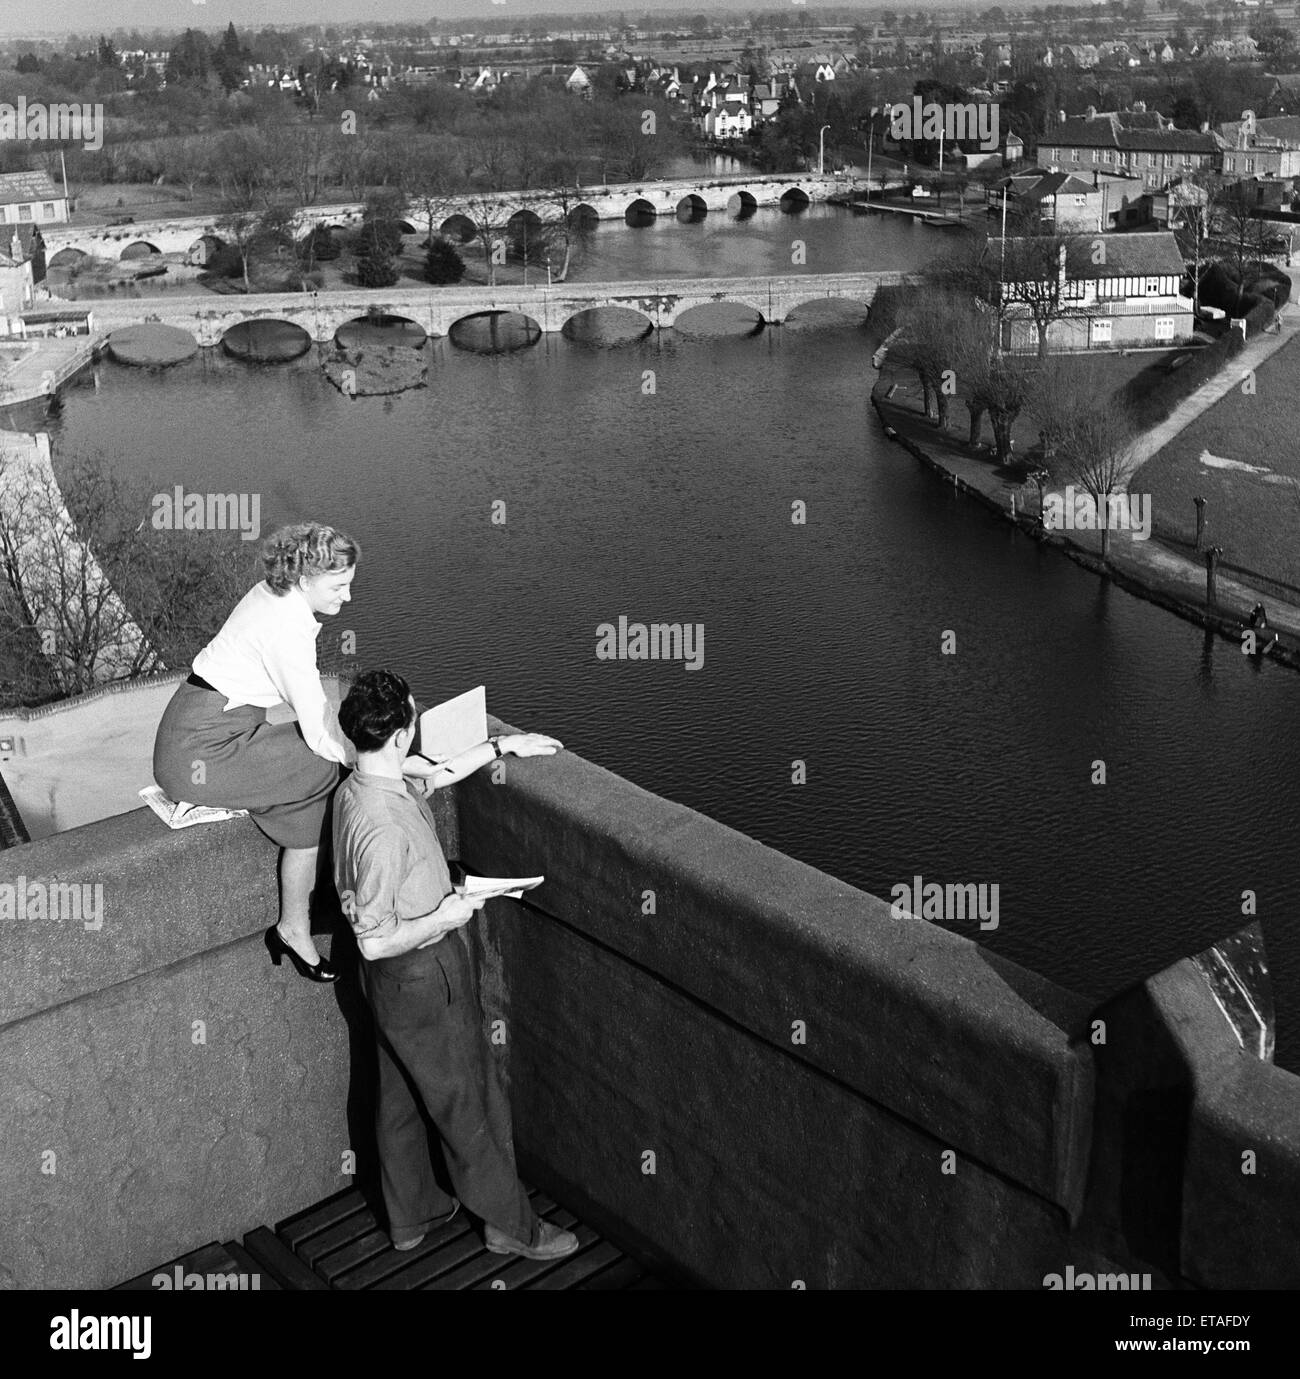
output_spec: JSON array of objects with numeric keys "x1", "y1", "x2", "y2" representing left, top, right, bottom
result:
[
  {"x1": 0, "y1": 171, "x2": 70, "y2": 228},
  {"x1": 565, "y1": 65, "x2": 591, "y2": 93},
  {"x1": 1059, "y1": 44, "x2": 1099, "y2": 70},
  {"x1": 1112, "y1": 178, "x2": 1210, "y2": 230},
  {"x1": 987, "y1": 230, "x2": 1193, "y2": 351},
  {"x1": 993, "y1": 170, "x2": 1108, "y2": 231},
  {"x1": 1218, "y1": 110, "x2": 1300, "y2": 178},
  {"x1": 1038, "y1": 108, "x2": 1224, "y2": 191},
  {"x1": 701, "y1": 86, "x2": 753, "y2": 141},
  {"x1": 0, "y1": 229, "x2": 38, "y2": 334}
]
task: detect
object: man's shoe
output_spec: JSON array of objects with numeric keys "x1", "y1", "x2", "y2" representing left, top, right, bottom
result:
[
  {"x1": 392, "y1": 1199, "x2": 459, "y2": 1251},
  {"x1": 484, "y1": 1219, "x2": 580, "y2": 1261}
]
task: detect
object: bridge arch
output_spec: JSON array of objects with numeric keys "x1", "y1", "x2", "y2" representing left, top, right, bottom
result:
[
  {"x1": 674, "y1": 300, "x2": 766, "y2": 334},
  {"x1": 726, "y1": 190, "x2": 758, "y2": 219},
  {"x1": 779, "y1": 187, "x2": 811, "y2": 212},
  {"x1": 447, "y1": 309, "x2": 542, "y2": 353},
  {"x1": 334, "y1": 312, "x2": 428, "y2": 348},
  {"x1": 624, "y1": 198, "x2": 657, "y2": 227},
  {"x1": 119, "y1": 240, "x2": 162, "y2": 261},
  {"x1": 567, "y1": 203, "x2": 600, "y2": 230},
  {"x1": 561, "y1": 305, "x2": 655, "y2": 342},
  {"x1": 783, "y1": 294, "x2": 872, "y2": 326},
  {"x1": 440, "y1": 213, "x2": 477, "y2": 244},
  {"x1": 49, "y1": 247, "x2": 91, "y2": 269},
  {"x1": 220, "y1": 318, "x2": 313, "y2": 362},
  {"x1": 186, "y1": 234, "x2": 224, "y2": 266},
  {"x1": 675, "y1": 194, "x2": 707, "y2": 223}
]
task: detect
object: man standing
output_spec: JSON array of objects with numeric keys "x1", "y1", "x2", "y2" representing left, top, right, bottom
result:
[{"x1": 333, "y1": 668, "x2": 577, "y2": 1260}]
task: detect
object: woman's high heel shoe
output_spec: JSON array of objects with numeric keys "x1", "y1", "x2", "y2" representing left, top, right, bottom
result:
[{"x1": 265, "y1": 924, "x2": 339, "y2": 983}]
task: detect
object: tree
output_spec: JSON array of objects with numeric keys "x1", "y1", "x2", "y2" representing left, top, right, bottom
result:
[
  {"x1": 1049, "y1": 401, "x2": 1139, "y2": 563},
  {"x1": 425, "y1": 236, "x2": 466, "y2": 284},
  {"x1": 460, "y1": 192, "x2": 516, "y2": 286},
  {"x1": 212, "y1": 23, "x2": 247, "y2": 93},
  {"x1": 0, "y1": 452, "x2": 247, "y2": 704},
  {"x1": 166, "y1": 29, "x2": 213, "y2": 87},
  {"x1": 214, "y1": 209, "x2": 259, "y2": 291},
  {"x1": 300, "y1": 223, "x2": 340, "y2": 266},
  {"x1": 954, "y1": 310, "x2": 1039, "y2": 463},
  {"x1": 893, "y1": 289, "x2": 965, "y2": 428},
  {"x1": 1213, "y1": 182, "x2": 1271, "y2": 306}
]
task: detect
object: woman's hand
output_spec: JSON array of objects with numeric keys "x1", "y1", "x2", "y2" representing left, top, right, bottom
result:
[{"x1": 500, "y1": 733, "x2": 564, "y2": 757}]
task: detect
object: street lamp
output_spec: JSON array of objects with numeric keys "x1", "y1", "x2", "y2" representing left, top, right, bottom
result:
[{"x1": 819, "y1": 123, "x2": 831, "y2": 176}]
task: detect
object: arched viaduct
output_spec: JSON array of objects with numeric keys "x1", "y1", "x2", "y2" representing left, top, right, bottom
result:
[
  {"x1": 43, "y1": 174, "x2": 864, "y2": 266},
  {"x1": 87, "y1": 272, "x2": 908, "y2": 347}
]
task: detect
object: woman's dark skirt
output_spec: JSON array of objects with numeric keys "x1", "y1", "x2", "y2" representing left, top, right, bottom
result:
[{"x1": 152, "y1": 680, "x2": 340, "y2": 849}]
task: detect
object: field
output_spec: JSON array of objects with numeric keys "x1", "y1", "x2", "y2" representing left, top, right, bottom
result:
[{"x1": 1134, "y1": 333, "x2": 1300, "y2": 591}]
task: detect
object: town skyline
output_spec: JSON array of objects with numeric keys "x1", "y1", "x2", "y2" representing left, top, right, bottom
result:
[{"x1": 2, "y1": 0, "x2": 990, "y2": 40}]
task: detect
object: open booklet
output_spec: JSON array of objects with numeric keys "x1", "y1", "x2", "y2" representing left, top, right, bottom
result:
[
  {"x1": 139, "y1": 785, "x2": 248, "y2": 830},
  {"x1": 419, "y1": 685, "x2": 487, "y2": 762},
  {"x1": 455, "y1": 874, "x2": 544, "y2": 902}
]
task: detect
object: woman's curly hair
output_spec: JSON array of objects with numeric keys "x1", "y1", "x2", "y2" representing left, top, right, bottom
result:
[{"x1": 261, "y1": 523, "x2": 360, "y2": 594}]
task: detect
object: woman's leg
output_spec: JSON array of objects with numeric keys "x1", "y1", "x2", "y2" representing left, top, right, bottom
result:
[{"x1": 277, "y1": 846, "x2": 321, "y2": 964}]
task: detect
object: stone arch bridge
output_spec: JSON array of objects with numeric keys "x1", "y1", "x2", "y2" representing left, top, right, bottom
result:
[
  {"x1": 88, "y1": 272, "x2": 908, "y2": 346},
  {"x1": 44, "y1": 174, "x2": 858, "y2": 265}
]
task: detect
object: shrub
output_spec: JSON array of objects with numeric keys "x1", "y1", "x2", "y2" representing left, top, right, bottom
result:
[
  {"x1": 425, "y1": 236, "x2": 466, "y2": 285},
  {"x1": 300, "y1": 226, "x2": 340, "y2": 263},
  {"x1": 357, "y1": 251, "x2": 399, "y2": 288},
  {"x1": 354, "y1": 218, "x2": 405, "y2": 258},
  {"x1": 1118, "y1": 330, "x2": 1244, "y2": 431}
]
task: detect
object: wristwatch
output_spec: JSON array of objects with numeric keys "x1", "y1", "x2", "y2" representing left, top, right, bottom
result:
[{"x1": 489, "y1": 736, "x2": 504, "y2": 758}]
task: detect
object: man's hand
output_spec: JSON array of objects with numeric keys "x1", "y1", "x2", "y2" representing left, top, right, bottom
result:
[
  {"x1": 414, "y1": 891, "x2": 487, "y2": 946},
  {"x1": 500, "y1": 733, "x2": 563, "y2": 758},
  {"x1": 436, "y1": 891, "x2": 487, "y2": 926}
]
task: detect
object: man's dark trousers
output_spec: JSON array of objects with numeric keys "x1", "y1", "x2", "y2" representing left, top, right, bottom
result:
[{"x1": 361, "y1": 929, "x2": 536, "y2": 1247}]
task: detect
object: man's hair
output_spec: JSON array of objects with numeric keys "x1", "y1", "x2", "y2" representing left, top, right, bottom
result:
[{"x1": 339, "y1": 670, "x2": 415, "y2": 753}]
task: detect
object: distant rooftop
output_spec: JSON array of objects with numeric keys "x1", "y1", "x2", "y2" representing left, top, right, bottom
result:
[{"x1": 0, "y1": 170, "x2": 64, "y2": 206}]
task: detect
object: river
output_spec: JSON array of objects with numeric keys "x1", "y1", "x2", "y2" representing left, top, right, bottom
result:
[{"x1": 21, "y1": 198, "x2": 1300, "y2": 1070}]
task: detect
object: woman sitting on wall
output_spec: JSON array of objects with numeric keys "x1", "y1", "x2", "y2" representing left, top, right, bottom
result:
[{"x1": 152, "y1": 522, "x2": 360, "y2": 984}]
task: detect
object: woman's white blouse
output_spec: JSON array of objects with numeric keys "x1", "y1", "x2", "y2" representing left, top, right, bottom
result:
[{"x1": 192, "y1": 581, "x2": 353, "y2": 765}]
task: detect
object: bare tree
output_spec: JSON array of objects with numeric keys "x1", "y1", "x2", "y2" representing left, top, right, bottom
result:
[
  {"x1": 1050, "y1": 403, "x2": 1139, "y2": 564},
  {"x1": 215, "y1": 209, "x2": 260, "y2": 291},
  {"x1": 893, "y1": 289, "x2": 966, "y2": 428},
  {"x1": 460, "y1": 192, "x2": 518, "y2": 286},
  {"x1": 1213, "y1": 181, "x2": 1272, "y2": 310},
  {"x1": 0, "y1": 449, "x2": 246, "y2": 704},
  {"x1": 952, "y1": 305, "x2": 1039, "y2": 462}
]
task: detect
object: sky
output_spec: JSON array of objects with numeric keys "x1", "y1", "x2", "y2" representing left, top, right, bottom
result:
[{"x1": 0, "y1": 0, "x2": 948, "y2": 40}]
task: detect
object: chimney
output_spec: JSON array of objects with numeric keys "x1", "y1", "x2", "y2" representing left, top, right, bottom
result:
[
  {"x1": 1200, "y1": 121, "x2": 1209, "y2": 134},
  {"x1": 1085, "y1": 105, "x2": 1096, "y2": 121}
]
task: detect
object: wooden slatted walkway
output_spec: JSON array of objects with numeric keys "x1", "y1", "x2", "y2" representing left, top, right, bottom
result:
[{"x1": 113, "y1": 1185, "x2": 666, "y2": 1291}]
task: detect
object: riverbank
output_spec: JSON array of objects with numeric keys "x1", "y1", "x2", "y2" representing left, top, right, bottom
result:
[{"x1": 871, "y1": 375, "x2": 1300, "y2": 668}]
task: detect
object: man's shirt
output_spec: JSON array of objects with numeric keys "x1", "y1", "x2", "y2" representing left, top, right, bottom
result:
[
  {"x1": 333, "y1": 768, "x2": 453, "y2": 955},
  {"x1": 193, "y1": 581, "x2": 353, "y2": 765}
]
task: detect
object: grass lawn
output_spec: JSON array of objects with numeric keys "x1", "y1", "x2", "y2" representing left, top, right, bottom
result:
[
  {"x1": 1134, "y1": 332, "x2": 1300, "y2": 590},
  {"x1": 70, "y1": 182, "x2": 229, "y2": 224}
]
